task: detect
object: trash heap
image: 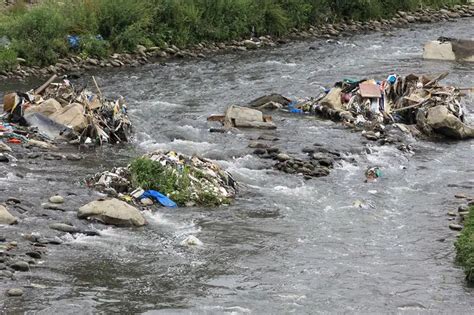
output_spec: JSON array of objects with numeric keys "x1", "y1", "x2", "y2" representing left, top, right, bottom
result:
[
  {"x1": 1, "y1": 75, "x2": 132, "y2": 146},
  {"x1": 251, "y1": 73, "x2": 474, "y2": 140},
  {"x1": 87, "y1": 150, "x2": 237, "y2": 207}
]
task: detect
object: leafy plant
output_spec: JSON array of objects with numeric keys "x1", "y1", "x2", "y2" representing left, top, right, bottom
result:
[
  {"x1": 0, "y1": 47, "x2": 17, "y2": 71},
  {"x1": 455, "y1": 206, "x2": 474, "y2": 283}
]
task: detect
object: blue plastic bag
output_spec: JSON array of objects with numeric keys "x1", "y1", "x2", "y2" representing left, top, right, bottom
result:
[{"x1": 141, "y1": 190, "x2": 177, "y2": 208}]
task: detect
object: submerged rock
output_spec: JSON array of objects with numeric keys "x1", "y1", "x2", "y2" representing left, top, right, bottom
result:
[
  {"x1": 9, "y1": 261, "x2": 30, "y2": 272},
  {"x1": 7, "y1": 288, "x2": 24, "y2": 297},
  {"x1": 49, "y1": 223, "x2": 80, "y2": 233},
  {"x1": 78, "y1": 198, "x2": 146, "y2": 227}
]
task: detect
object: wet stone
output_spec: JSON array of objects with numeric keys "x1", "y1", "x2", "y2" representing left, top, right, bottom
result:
[
  {"x1": 449, "y1": 223, "x2": 463, "y2": 231},
  {"x1": 276, "y1": 153, "x2": 291, "y2": 162},
  {"x1": 458, "y1": 204, "x2": 469, "y2": 212},
  {"x1": 302, "y1": 147, "x2": 315, "y2": 154},
  {"x1": 66, "y1": 154, "x2": 82, "y2": 161},
  {"x1": 25, "y1": 251, "x2": 42, "y2": 259},
  {"x1": 49, "y1": 195, "x2": 64, "y2": 204},
  {"x1": 6, "y1": 197, "x2": 21, "y2": 204},
  {"x1": 267, "y1": 147, "x2": 280, "y2": 154},
  {"x1": 9, "y1": 261, "x2": 30, "y2": 272},
  {"x1": 7, "y1": 288, "x2": 24, "y2": 297},
  {"x1": 248, "y1": 142, "x2": 270, "y2": 149},
  {"x1": 49, "y1": 223, "x2": 80, "y2": 233},
  {"x1": 253, "y1": 148, "x2": 266, "y2": 155}
]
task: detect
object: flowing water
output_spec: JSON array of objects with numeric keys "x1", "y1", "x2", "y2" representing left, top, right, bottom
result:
[{"x1": 1, "y1": 18, "x2": 474, "y2": 314}]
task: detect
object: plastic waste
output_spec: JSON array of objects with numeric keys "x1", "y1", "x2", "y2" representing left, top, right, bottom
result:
[
  {"x1": 67, "y1": 35, "x2": 80, "y2": 49},
  {"x1": 141, "y1": 190, "x2": 177, "y2": 208},
  {"x1": 365, "y1": 167, "x2": 382, "y2": 182},
  {"x1": 7, "y1": 138, "x2": 21, "y2": 144}
]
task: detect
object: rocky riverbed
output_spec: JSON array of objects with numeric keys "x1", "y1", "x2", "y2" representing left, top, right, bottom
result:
[{"x1": 1, "y1": 16, "x2": 474, "y2": 314}]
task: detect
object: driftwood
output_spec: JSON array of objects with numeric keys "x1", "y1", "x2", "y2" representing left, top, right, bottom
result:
[{"x1": 34, "y1": 74, "x2": 57, "y2": 95}]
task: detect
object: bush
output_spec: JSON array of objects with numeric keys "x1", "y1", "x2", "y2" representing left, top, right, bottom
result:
[
  {"x1": 0, "y1": 0, "x2": 469, "y2": 67},
  {"x1": 455, "y1": 206, "x2": 474, "y2": 283},
  {"x1": 6, "y1": 4, "x2": 68, "y2": 66},
  {"x1": 129, "y1": 157, "x2": 229, "y2": 207},
  {"x1": 80, "y1": 36, "x2": 110, "y2": 59},
  {"x1": 0, "y1": 48, "x2": 18, "y2": 71},
  {"x1": 95, "y1": 0, "x2": 153, "y2": 51},
  {"x1": 130, "y1": 157, "x2": 193, "y2": 206}
]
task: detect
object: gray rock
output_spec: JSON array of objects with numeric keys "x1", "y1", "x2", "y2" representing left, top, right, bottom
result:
[
  {"x1": 0, "y1": 154, "x2": 9, "y2": 163},
  {"x1": 49, "y1": 195, "x2": 64, "y2": 204},
  {"x1": 7, "y1": 288, "x2": 23, "y2": 297},
  {"x1": 49, "y1": 223, "x2": 80, "y2": 233},
  {"x1": 459, "y1": 204, "x2": 469, "y2": 212},
  {"x1": 66, "y1": 154, "x2": 82, "y2": 161},
  {"x1": 78, "y1": 198, "x2": 146, "y2": 227},
  {"x1": 25, "y1": 251, "x2": 42, "y2": 259},
  {"x1": 248, "y1": 142, "x2": 270, "y2": 149},
  {"x1": 449, "y1": 223, "x2": 463, "y2": 231},
  {"x1": 10, "y1": 261, "x2": 29, "y2": 272},
  {"x1": 0, "y1": 205, "x2": 17, "y2": 225},
  {"x1": 276, "y1": 153, "x2": 291, "y2": 162},
  {"x1": 42, "y1": 203, "x2": 66, "y2": 211}
]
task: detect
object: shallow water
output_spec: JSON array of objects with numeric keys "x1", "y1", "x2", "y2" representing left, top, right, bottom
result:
[{"x1": 1, "y1": 18, "x2": 474, "y2": 314}]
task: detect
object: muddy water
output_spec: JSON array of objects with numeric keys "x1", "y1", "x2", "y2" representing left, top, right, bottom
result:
[{"x1": 1, "y1": 18, "x2": 474, "y2": 314}]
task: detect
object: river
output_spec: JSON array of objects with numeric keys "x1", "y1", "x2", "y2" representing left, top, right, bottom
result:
[{"x1": 1, "y1": 18, "x2": 473, "y2": 314}]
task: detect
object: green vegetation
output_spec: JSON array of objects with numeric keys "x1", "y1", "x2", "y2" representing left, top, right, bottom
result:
[
  {"x1": 0, "y1": 0, "x2": 469, "y2": 70},
  {"x1": 0, "y1": 48, "x2": 17, "y2": 71},
  {"x1": 129, "y1": 157, "x2": 228, "y2": 207},
  {"x1": 455, "y1": 206, "x2": 474, "y2": 283}
]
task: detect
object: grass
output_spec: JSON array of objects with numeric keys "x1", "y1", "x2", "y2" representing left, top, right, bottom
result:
[
  {"x1": 129, "y1": 157, "x2": 229, "y2": 207},
  {"x1": 455, "y1": 205, "x2": 474, "y2": 283},
  {"x1": 0, "y1": 0, "x2": 469, "y2": 70}
]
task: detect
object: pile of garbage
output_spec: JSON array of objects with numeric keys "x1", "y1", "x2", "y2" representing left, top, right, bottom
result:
[
  {"x1": 1, "y1": 75, "x2": 132, "y2": 146},
  {"x1": 87, "y1": 150, "x2": 237, "y2": 207},
  {"x1": 249, "y1": 73, "x2": 474, "y2": 140}
]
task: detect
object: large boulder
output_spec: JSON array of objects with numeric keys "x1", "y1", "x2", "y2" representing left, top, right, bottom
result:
[
  {"x1": 25, "y1": 98, "x2": 62, "y2": 117},
  {"x1": 425, "y1": 105, "x2": 474, "y2": 139},
  {"x1": 0, "y1": 205, "x2": 17, "y2": 225},
  {"x1": 224, "y1": 105, "x2": 276, "y2": 129},
  {"x1": 78, "y1": 198, "x2": 146, "y2": 227},
  {"x1": 49, "y1": 103, "x2": 87, "y2": 132},
  {"x1": 423, "y1": 39, "x2": 474, "y2": 62}
]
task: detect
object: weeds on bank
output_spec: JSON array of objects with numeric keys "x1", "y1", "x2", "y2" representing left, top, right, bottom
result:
[
  {"x1": 455, "y1": 206, "x2": 474, "y2": 283},
  {"x1": 0, "y1": 0, "x2": 469, "y2": 70}
]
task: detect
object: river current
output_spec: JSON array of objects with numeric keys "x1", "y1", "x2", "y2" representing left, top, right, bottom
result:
[{"x1": 1, "y1": 18, "x2": 474, "y2": 314}]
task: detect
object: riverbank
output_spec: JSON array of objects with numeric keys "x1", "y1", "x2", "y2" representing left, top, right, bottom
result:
[
  {"x1": 455, "y1": 204, "x2": 474, "y2": 283},
  {"x1": 1, "y1": 3, "x2": 473, "y2": 80}
]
